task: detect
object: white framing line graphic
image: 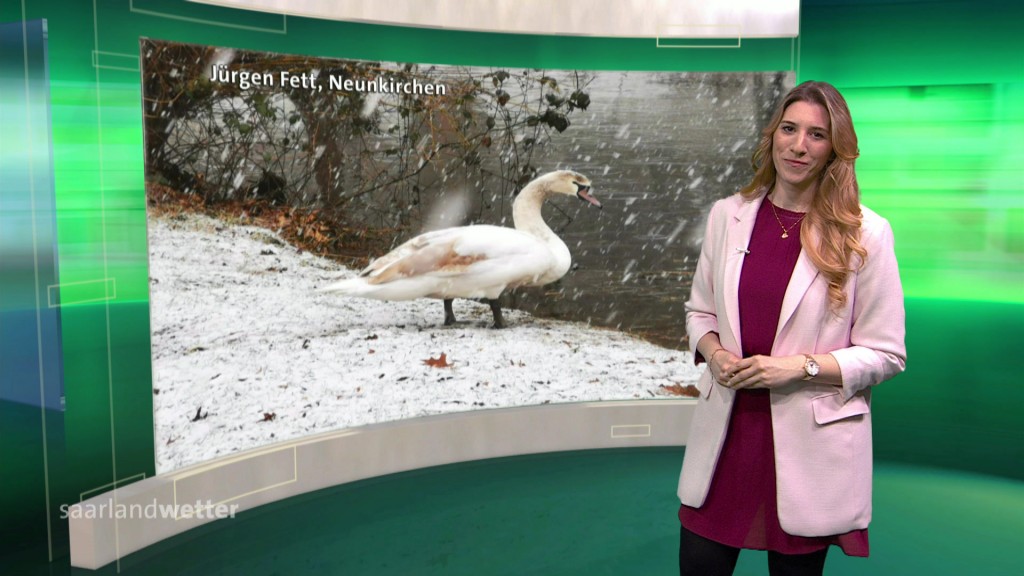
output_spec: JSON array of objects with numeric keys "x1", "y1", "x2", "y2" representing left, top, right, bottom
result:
[
  {"x1": 79, "y1": 473, "x2": 148, "y2": 502},
  {"x1": 20, "y1": 2, "x2": 54, "y2": 561},
  {"x1": 291, "y1": 429, "x2": 360, "y2": 447},
  {"x1": 129, "y1": 0, "x2": 288, "y2": 34},
  {"x1": 610, "y1": 424, "x2": 652, "y2": 438},
  {"x1": 170, "y1": 443, "x2": 298, "y2": 479},
  {"x1": 91, "y1": 50, "x2": 139, "y2": 72},
  {"x1": 47, "y1": 277, "x2": 117, "y2": 307},
  {"x1": 656, "y1": 24, "x2": 743, "y2": 49},
  {"x1": 90, "y1": 0, "x2": 123, "y2": 570},
  {"x1": 170, "y1": 446, "x2": 298, "y2": 521}
]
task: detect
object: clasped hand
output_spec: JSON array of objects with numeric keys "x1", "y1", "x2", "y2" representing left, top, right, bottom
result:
[{"x1": 711, "y1": 352, "x2": 804, "y2": 390}]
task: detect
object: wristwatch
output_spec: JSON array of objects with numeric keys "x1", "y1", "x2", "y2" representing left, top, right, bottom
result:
[{"x1": 802, "y1": 354, "x2": 820, "y2": 380}]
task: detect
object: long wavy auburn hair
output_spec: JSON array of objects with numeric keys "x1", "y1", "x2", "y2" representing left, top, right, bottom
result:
[{"x1": 740, "y1": 81, "x2": 867, "y2": 310}]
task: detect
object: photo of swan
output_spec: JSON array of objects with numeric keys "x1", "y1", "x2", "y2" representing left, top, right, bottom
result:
[
  {"x1": 321, "y1": 170, "x2": 601, "y2": 328},
  {"x1": 143, "y1": 39, "x2": 792, "y2": 471},
  {"x1": 148, "y1": 211, "x2": 702, "y2": 472}
]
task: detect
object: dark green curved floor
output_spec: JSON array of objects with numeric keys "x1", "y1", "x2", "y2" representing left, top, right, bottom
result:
[{"x1": 12, "y1": 447, "x2": 1024, "y2": 575}]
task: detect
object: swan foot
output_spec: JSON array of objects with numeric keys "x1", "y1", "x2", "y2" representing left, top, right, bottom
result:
[
  {"x1": 443, "y1": 298, "x2": 505, "y2": 328},
  {"x1": 443, "y1": 299, "x2": 457, "y2": 326},
  {"x1": 488, "y1": 299, "x2": 506, "y2": 329}
]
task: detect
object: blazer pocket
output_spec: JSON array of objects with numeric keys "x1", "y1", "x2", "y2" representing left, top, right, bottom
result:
[{"x1": 811, "y1": 392, "x2": 870, "y2": 425}]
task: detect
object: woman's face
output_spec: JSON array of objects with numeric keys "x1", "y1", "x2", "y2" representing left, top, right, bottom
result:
[{"x1": 772, "y1": 100, "x2": 834, "y2": 195}]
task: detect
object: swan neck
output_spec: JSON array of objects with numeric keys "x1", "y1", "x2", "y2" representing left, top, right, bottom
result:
[
  {"x1": 512, "y1": 184, "x2": 554, "y2": 238},
  {"x1": 512, "y1": 180, "x2": 572, "y2": 281}
]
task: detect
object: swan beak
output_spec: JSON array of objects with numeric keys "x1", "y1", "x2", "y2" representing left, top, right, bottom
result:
[{"x1": 576, "y1": 186, "x2": 602, "y2": 209}]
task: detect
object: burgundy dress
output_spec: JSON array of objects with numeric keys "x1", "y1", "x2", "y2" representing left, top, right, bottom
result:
[{"x1": 678, "y1": 198, "x2": 869, "y2": 557}]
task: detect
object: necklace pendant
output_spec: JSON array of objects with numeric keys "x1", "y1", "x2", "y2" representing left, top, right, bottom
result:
[{"x1": 781, "y1": 232, "x2": 789, "y2": 238}]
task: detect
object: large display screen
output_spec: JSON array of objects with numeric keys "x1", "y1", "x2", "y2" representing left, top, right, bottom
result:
[{"x1": 143, "y1": 38, "x2": 792, "y2": 472}]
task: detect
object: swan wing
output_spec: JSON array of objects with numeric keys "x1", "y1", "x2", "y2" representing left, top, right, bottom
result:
[{"x1": 361, "y1": 225, "x2": 555, "y2": 291}]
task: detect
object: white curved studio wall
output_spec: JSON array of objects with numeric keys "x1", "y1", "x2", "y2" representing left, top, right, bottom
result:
[
  {"x1": 68, "y1": 1, "x2": 799, "y2": 569},
  {"x1": 70, "y1": 400, "x2": 697, "y2": 569},
  {"x1": 191, "y1": 0, "x2": 800, "y2": 38}
]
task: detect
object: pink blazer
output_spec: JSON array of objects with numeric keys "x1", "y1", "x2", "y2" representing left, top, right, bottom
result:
[{"x1": 677, "y1": 191, "x2": 906, "y2": 537}]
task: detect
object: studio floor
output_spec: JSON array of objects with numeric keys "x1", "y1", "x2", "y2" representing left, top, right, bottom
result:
[{"x1": 9, "y1": 447, "x2": 1024, "y2": 575}]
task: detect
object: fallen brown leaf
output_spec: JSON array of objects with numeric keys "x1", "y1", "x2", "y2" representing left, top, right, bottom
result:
[
  {"x1": 424, "y1": 353, "x2": 451, "y2": 368},
  {"x1": 658, "y1": 383, "x2": 699, "y2": 397}
]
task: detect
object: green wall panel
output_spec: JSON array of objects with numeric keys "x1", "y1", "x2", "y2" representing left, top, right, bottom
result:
[{"x1": 800, "y1": 0, "x2": 1023, "y2": 87}]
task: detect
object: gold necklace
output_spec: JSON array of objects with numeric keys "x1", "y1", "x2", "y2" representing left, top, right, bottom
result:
[{"x1": 769, "y1": 200, "x2": 805, "y2": 239}]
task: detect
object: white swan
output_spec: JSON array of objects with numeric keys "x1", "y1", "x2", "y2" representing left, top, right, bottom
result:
[{"x1": 321, "y1": 170, "x2": 601, "y2": 328}]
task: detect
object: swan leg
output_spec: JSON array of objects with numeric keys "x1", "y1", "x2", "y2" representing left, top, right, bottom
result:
[
  {"x1": 443, "y1": 299, "x2": 457, "y2": 326},
  {"x1": 487, "y1": 299, "x2": 506, "y2": 329}
]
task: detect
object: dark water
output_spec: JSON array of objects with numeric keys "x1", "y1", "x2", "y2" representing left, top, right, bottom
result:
[
  {"x1": 496, "y1": 72, "x2": 793, "y2": 349},
  {"x1": 356, "y1": 71, "x2": 793, "y2": 349}
]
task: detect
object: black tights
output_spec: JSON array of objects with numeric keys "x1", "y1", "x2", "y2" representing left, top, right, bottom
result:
[{"x1": 679, "y1": 525, "x2": 829, "y2": 576}]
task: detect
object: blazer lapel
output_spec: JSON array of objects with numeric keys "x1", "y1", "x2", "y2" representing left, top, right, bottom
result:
[
  {"x1": 722, "y1": 194, "x2": 764, "y2": 352},
  {"x1": 775, "y1": 244, "x2": 820, "y2": 344}
]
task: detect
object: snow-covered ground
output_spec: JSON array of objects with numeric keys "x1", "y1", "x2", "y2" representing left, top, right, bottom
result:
[{"x1": 148, "y1": 214, "x2": 701, "y2": 473}]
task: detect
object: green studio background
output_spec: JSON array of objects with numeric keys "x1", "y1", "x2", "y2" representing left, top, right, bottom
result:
[{"x1": 1, "y1": 0, "x2": 1020, "y2": 567}]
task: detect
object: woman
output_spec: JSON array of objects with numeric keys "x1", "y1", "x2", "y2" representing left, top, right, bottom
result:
[{"x1": 676, "y1": 81, "x2": 906, "y2": 576}]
